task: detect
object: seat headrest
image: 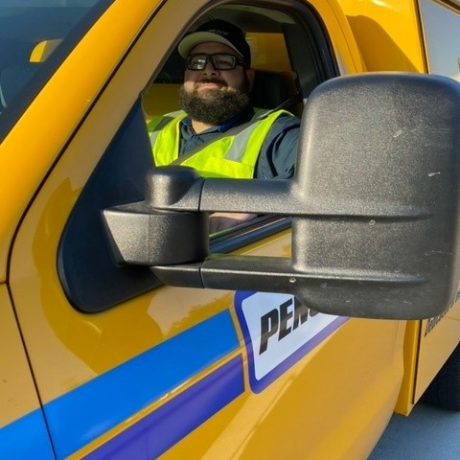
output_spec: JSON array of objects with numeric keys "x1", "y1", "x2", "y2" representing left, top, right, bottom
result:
[{"x1": 252, "y1": 70, "x2": 299, "y2": 110}]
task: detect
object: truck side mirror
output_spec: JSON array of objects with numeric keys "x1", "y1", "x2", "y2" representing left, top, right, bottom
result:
[{"x1": 104, "y1": 73, "x2": 460, "y2": 319}]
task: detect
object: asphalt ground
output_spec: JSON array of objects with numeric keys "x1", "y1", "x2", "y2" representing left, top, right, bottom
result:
[{"x1": 368, "y1": 402, "x2": 460, "y2": 459}]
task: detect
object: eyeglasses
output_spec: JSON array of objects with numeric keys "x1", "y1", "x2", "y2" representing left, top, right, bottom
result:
[{"x1": 186, "y1": 53, "x2": 245, "y2": 71}]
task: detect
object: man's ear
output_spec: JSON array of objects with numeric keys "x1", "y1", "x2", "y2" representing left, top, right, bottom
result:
[{"x1": 246, "y1": 68, "x2": 255, "y2": 90}]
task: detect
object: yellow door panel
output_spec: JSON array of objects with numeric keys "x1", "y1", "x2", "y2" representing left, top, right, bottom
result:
[
  {"x1": 161, "y1": 318, "x2": 405, "y2": 460},
  {"x1": 9, "y1": 0, "x2": 364, "y2": 400}
]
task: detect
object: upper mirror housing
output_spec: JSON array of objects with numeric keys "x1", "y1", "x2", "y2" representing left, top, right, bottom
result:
[{"x1": 104, "y1": 73, "x2": 460, "y2": 319}]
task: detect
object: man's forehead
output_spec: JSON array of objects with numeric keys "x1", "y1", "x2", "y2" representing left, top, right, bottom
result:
[{"x1": 189, "y1": 41, "x2": 239, "y2": 55}]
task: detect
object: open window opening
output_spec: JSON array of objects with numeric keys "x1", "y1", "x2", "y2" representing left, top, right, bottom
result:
[{"x1": 58, "y1": 0, "x2": 338, "y2": 313}]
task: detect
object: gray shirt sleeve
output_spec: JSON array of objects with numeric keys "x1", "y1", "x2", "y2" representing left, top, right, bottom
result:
[{"x1": 254, "y1": 114, "x2": 300, "y2": 179}]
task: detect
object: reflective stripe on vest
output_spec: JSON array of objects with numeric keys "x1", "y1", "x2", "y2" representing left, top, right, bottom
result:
[{"x1": 147, "y1": 109, "x2": 291, "y2": 179}]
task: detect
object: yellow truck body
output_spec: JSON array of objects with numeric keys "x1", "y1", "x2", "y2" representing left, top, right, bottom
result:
[{"x1": 0, "y1": 1, "x2": 459, "y2": 459}]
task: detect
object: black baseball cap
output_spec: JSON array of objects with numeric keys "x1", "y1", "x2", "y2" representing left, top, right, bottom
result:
[{"x1": 178, "y1": 19, "x2": 251, "y2": 67}]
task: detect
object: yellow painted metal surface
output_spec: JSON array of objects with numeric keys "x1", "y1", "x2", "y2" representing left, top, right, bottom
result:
[
  {"x1": 311, "y1": 0, "x2": 366, "y2": 74},
  {"x1": 160, "y1": 319, "x2": 405, "y2": 460},
  {"x1": 338, "y1": 0, "x2": 427, "y2": 72},
  {"x1": 29, "y1": 39, "x2": 62, "y2": 63},
  {"x1": 66, "y1": 301, "x2": 404, "y2": 459},
  {"x1": 0, "y1": 284, "x2": 41, "y2": 427},
  {"x1": 394, "y1": 320, "x2": 421, "y2": 415}
]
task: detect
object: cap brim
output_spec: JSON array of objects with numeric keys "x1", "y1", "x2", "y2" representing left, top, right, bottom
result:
[{"x1": 178, "y1": 31, "x2": 243, "y2": 58}]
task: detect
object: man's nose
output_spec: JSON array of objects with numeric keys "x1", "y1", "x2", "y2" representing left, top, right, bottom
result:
[{"x1": 202, "y1": 59, "x2": 218, "y2": 74}]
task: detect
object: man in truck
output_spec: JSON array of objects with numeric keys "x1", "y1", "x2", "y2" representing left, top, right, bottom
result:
[
  {"x1": 149, "y1": 19, "x2": 299, "y2": 179},
  {"x1": 148, "y1": 20, "x2": 300, "y2": 230}
]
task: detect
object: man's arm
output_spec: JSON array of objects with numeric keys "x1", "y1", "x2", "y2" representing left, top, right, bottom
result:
[{"x1": 209, "y1": 212, "x2": 258, "y2": 233}]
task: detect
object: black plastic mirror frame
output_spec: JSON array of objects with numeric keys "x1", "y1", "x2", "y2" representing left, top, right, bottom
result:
[{"x1": 104, "y1": 73, "x2": 460, "y2": 319}]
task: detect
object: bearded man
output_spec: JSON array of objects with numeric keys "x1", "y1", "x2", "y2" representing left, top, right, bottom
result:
[{"x1": 148, "y1": 20, "x2": 299, "y2": 229}]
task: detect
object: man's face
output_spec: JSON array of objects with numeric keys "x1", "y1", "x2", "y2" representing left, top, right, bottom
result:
[
  {"x1": 183, "y1": 42, "x2": 250, "y2": 95},
  {"x1": 180, "y1": 42, "x2": 255, "y2": 126}
]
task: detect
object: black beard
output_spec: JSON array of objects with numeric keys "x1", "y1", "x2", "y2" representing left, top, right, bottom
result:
[{"x1": 180, "y1": 83, "x2": 251, "y2": 126}]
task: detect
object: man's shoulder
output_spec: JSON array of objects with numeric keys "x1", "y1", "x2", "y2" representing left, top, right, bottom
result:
[
  {"x1": 252, "y1": 108, "x2": 300, "y2": 134},
  {"x1": 270, "y1": 109, "x2": 301, "y2": 131}
]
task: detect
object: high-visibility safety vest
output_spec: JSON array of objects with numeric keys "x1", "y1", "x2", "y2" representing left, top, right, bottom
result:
[{"x1": 147, "y1": 109, "x2": 291, "y2": 179}]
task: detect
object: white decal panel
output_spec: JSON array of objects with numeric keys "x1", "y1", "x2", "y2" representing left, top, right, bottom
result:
[{"x1": 235, "y1": 292, "x2": 348, "y2": 392}]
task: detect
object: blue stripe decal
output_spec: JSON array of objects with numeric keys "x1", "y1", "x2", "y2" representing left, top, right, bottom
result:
[
  {"x1": 0, "y1": 410, "x2": 55, "y2": 460},
  {"x1": 44, "y1": 310, "x2": 238, "y2": 459},
  {"x1": 83, "y1": 355, "x2": 244, "y2": 460}
]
